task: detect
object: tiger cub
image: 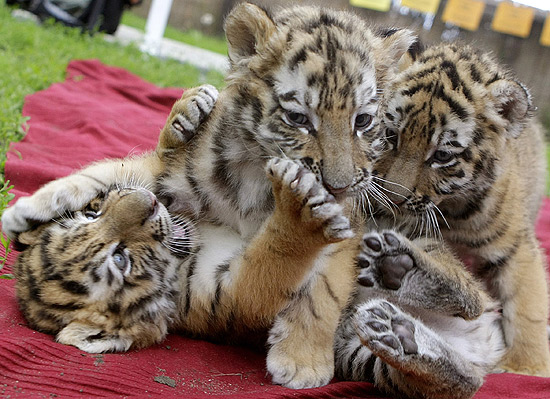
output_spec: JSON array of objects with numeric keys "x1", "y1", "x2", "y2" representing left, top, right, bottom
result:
[
  {"x1": 14, "y1": 186, "x2": 193, "y2": 353},
  {"x1": 340, "y1": 42, "x2": 550, "y2": 384},
  {"x1": 1, "y1": 3, "x2": 417, "y2": 388}
]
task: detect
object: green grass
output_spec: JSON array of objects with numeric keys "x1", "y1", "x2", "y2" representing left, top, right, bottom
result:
[{"x1": 121, "y1": 12, "x2": 228, "y2": 55}]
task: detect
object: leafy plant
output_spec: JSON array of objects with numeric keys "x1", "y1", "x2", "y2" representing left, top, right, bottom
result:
[{"x1": 0, "y1": 179, "x2": 14, "y2": 279}]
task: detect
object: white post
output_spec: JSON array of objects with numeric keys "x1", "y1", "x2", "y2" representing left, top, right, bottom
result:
[{"x1": 141, "y1": 0, "x2": 174, "y2": 56}]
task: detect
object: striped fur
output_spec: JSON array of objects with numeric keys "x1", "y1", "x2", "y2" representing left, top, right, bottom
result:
[
  {"x1": 336, "y1": 42, "x2": 549, "y2": 396},
  {"x1": 2, "y1": 3, "x2": 416, "y2": 389},
  {"x1": 334, "y1": 227, "x2": 505, "y2": 399},
  {"x1": 14, "y1": 187, "x2": 193, "y2": 352}
]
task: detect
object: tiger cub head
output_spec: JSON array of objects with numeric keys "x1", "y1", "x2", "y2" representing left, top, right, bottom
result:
[
  {"x1": 370, "y1": 43, "x2": 534, "y2": 225},
  {"x1": 13, "y1": 187, "x2": 195, "y2": 353},
  {"x1": 222, "y1": 3, "x2": 416, "y2": 202}
]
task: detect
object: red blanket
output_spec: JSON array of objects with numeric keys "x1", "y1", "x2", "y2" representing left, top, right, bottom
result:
[{"x1": 1, "y1": 60, "x2": 549, "y2": 398}]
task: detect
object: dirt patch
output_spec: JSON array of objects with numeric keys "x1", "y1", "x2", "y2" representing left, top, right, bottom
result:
[
  {"x1": 154, "y1": 375, "x2": 176, "y2": 388},
  {"x1": 92, "y1": 354, "x2": 104, "y2": 366}
]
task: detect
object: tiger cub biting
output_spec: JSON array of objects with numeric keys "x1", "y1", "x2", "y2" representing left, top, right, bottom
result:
[
  {"x1": 338, "y1": 41, "x2": 550, "y2": 389},
  {"x1": 2, "y1": 3, "x2": 417, "y2": 388}
]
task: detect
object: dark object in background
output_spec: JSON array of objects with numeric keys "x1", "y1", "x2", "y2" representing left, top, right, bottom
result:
[{"x1": 6, "y1": 0, "x2": 142, "y2": 34}]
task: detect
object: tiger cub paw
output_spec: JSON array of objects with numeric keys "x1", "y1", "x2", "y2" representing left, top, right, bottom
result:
[
  {"x1": 56, "y1": 322, "x2": 134, "y2": 353},
  {"x1": 356, "y1": 230, "x2": 486, "y2": 320},
  {"x1": 354, "y1": 299, "x2": 486, "y2": 398},
  {"x1": 167, "y1": 84, "x2": 218, "y2": 143},
  {"x1": 354, "y1": 299, "x2": 418, "y2": 359},
  {"x1": 1, "y1": 177, "x2": 103, "y2": 240},
  {"x1": 266, "y1": 158, "x2": 353, "y2": 242},
  {"x1": 356, "y1": 230, "x2": 414, "y2": 290},
  {"x1": 266, "y1": 342, "x2": 333, "y2": 389}
]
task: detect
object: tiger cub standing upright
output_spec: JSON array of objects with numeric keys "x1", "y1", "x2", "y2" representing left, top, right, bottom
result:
[{"x1": 341, "y1": 42, "x2": 550, "y2": 381}]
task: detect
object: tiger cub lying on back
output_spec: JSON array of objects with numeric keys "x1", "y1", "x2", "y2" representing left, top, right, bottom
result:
[{"x1": 14, "y1": 186, "x2": 192, "y2": 352}]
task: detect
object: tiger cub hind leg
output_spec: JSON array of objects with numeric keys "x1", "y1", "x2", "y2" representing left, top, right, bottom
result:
[
  {"x1": 157, "y1": 84, "x2": 218, "y2": 156},
  {"x1": 354, "y1": 299, "x2": 495, "y2": 399},
  {"x1": 356, "y1": 230, "x2": 489, "y2": 319},
  {"x1": 266, "y1": 241, "x2": 358, "y2": 389}
]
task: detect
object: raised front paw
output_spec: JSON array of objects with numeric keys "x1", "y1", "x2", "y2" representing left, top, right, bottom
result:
[
  {"x1": 266, "y1": 158, "x2": 353, "y2": 242},
  {"x1": 167, "y1": 84, "x2": 218, "y2": 144},
  {"x1": 356, "y1": 230, "x2": 487, "y2": 320},
  {"x1": 356, "y1": 230, "x2": 414, "y2": 290},
  {"x1": 1, "y1": 180, "x2": 100, "y2": 240}
]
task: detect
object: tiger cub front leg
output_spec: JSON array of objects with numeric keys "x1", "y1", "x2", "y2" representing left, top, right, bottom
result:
[
  {"x1": 356, "y1": 230, "x2": 489, "y2": 319},
  {"x1": 156, "y1": 84, "x2": 218, "y2": 157},
  {"x1": 494, "y1": 238, "x2": 550, "y2": 377},
  {"x1": 1, "y1": 154, "x2": 160, "y2": 241},
  {"x1": 232, "y1": 158, "x2": 353, "y2": 318},
  {"x1": 262, "y1": 158, "x2": 357, "y2": 389}
]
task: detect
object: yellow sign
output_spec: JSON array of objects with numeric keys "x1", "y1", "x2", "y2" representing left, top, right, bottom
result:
[
  {"x1": 541, "y1": 14, "x2": 550, "y2": 46},
  {"x1": 442, "y1": 0, "x2": 485, "y2": 31},
  {"x1": 401, "y1": 0, "x2": 441, "y2": 15},
  {"x1": 350, "y1": 0, "x2": 391, "y2": 12},
  {"x1": 491, "y1": 2, "x2": 534, "y2": 38}
]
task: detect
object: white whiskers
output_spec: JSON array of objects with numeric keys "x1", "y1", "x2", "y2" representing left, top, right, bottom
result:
[{"x1": 163, "y1": 214, "x2": 197, "y2": 257}]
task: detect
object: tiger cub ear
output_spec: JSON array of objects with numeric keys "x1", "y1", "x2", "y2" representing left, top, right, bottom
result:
[
  {"x1": 488, "y1": 79, "x2": 533, "y2": 138},
  {"x1": 224, "y1": 2, "x2": 276, "y2": 65},
  {"x1": 376, "y1": 28, "x2": 418, "y2": 72},
  {"x1": 56, "y1": 322, "x2": 133, "y2": 353},
  {"x1": 12, "y1": 226, "x2": 46, "y2": 251},
  {"x1": 398, "y1": 38, "x2": 424, "y2": 72}
]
